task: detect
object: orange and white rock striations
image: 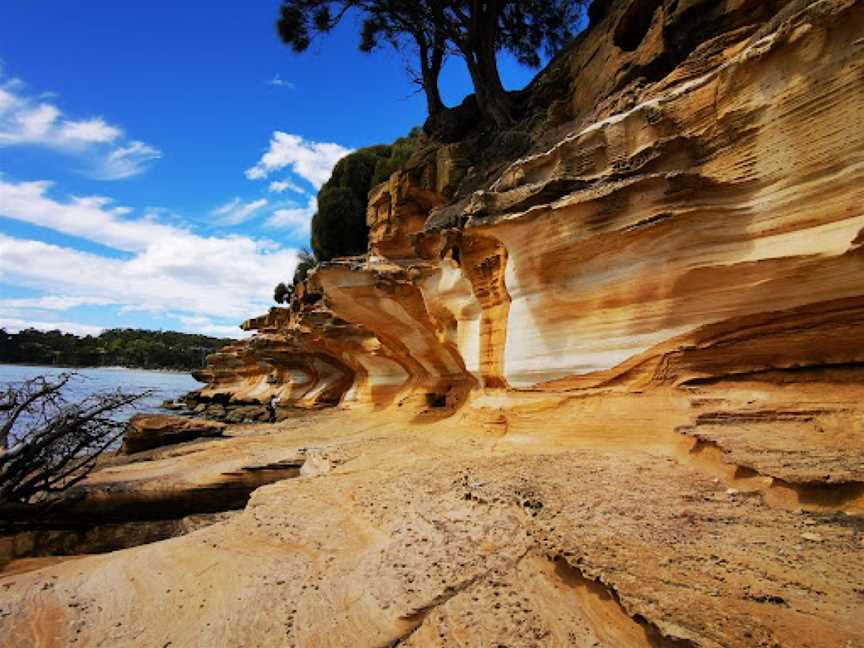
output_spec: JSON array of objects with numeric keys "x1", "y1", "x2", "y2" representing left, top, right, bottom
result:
[
  {"x1": 195, "y1": 0, "x2": 864, "y2": 407},
  {"x1": 4, "y1": 1, "x2": 864, "y2": 646},
  {"x1": 469, "y1": 0, "x2": 864, "y2": 387}
]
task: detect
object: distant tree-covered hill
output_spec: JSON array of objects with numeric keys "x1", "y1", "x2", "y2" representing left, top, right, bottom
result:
[{"x1": 0, "y1": 328, "x2": 234, "y2": 371}]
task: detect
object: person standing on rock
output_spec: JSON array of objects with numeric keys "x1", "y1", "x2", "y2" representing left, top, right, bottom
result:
[{"x1": 267, "y1": 395, "x2": 279, "y2": 423}]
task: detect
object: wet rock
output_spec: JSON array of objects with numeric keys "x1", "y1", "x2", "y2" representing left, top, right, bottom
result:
[
  {"x1": 224, "y1": 405, "x2": 268, "y2": 424},
  {"x1": 204, "y1": 403, "x2": 227, "y2": 420}
]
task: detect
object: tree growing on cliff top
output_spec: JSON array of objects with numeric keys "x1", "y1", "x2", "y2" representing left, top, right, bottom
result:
[
  {"x1": 276, "y1": 0, "x2": 589, "y2": 128},
  {"x1": 0, "y1": 373, "x2": 150, "y2": 504},
  {"x1": 273, "y1": 249, "x2": 316, "y2": 304},
  {"x1": 274, "y1": 281, "x2": 293, "y2": 304},
  {"x1": 278, "y1": 1, "x2": 449, "y2": 122}
]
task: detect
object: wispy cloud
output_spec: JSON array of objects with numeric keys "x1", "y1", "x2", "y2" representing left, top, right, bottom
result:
[
  {"x1": 268, "y1": 178, "x2": 306, "y2": 194},
  {"x1": 93, "y1": 141, "x2": 162, "y2": 180},
  {"x1": 265, "y1": 197, "x2": 316, "y2": 236},
  {"x1": 246, "y1": 132, "x2": 351, "y2": 189},
  {"x1": 0, "y1": 295, "x2": 115, "y2": 311},
  {"x1": 177, "y1": 315, "x2": 245, "y2": 338},
  {"x1": 268, "y1": 74, "x2": 295, "y2": 89},
  {"x1": 212, "y1": 197, "x2": 269, "y2": 225},
  {"x1": 56, "y1": 118, "x2": 122, "y2": 144},
  {"x1": 0, "y1": 179, "x2": 179, "y2": 252},
  {"x1": 0, "y1": 317, "x2": 104, "y2": 337},
  {"x1": 0, "y1": 84, "x2": 122, "y2": 147},
  {"x1": 0, "y1": 68, "x2": 160, "y2": 179}
]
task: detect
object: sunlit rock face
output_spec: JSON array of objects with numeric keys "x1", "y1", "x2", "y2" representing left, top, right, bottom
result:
[
  {"x1": 194, "y1": 301, "x2": 355, "y2": 410},
  {"x1": 466, "y1": 0, "x2": 864, "y2": 387},
  {"x1": 367, "y1": 168, "x2": 446, "y2": 260},
  {"x1": 197, "y1": 0, "x2": 863, "y2": 408},
  {"x1": 5, "y1": 2, "x2": 864, "y2": 647}
]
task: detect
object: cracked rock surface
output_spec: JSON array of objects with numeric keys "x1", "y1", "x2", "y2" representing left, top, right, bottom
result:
[{"x1": 1, "y1": 392, "x2": 862, "y2": 647}]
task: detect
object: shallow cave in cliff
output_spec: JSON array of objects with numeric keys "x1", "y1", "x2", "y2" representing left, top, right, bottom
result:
[
  {"x1": 426, "y1": 393, "x2": 448, "y2": 409},
  {"x1": 614, "y1": 0, "x2": 663, "y2": 51}
]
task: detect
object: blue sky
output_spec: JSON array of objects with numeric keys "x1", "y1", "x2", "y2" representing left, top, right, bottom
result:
[{"x1": 0, "y1": 1, "x2": 543, "y2": 338}]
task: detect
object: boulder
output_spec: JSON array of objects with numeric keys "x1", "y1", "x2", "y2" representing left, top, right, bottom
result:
[
  {"x1": 224, "y1": 405, "x2": 269, "y2": 424},
  {"x1": 121, "y1": 414, "x2": 226, "y2": 454},
  {"x1": 204, "y1": 403, "x2": 227, "y2": 420}
]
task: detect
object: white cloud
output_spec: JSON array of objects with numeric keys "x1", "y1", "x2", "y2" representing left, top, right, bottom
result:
[
  {"x1": 93, "y1": 141, "x2": 162, "y2": 180},
  {"x1": 0, "y1": 179, "x2": 301, "y2": 326},
  {"x1": 268, "y1": 179, "x2": 306, "y2": 194},
  {"x1": 0, "y1": 81, "x2": 122, "y2": 147},
  {"x1": 57, "y1": 118, "x2": 122, "y2": 144},
  {"x1": 0, "y1": 295, "x2": 115, "y2": 311},
  {"x1": 212, "y1": 196, "x2": 269, "y2": 225},
  {"x1": 0, "y1": 87, "x2": 16, "y2": 112},
  {"x1": 268, "y1": 74, "x2": 295, "y2": 89},
  {"x1": 12, "y1": 103, "x2": 61, "y2": 141},
  {"x1": 177, "y1": 316, "x2": 247, "y2": 339},
  {"x1": 266, "y1": 197, "x2": 317, "y2": 236},
  {"x1": 0, "y1": 317, "x2": 104, "y2": 337},
  {"x1": 0, "y1": 70, "x2": 158, "y2": 178},
  {"x1": 245, "y1": 132, "x2": 351, "y2": 189},
  {"x1": 0, "y1": 179, "x2": 179, "y2": 252}
]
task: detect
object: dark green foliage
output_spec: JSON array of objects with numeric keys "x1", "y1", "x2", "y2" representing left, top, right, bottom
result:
[
  {"x1": 311, "y1": 145, "x2": 389, "y2": 261},
  {"x1": 292, "y1": 249, "x2": 316, "y2": 285},
  {"x1": 276, "y1": 1, "x2": 589, "y2": 127},
  {"x1": 371, "y1": 130, "x2": 420, "y2": 186},
  {"x1": 274, "y1": 282, "x2": 292, "y2": 304},
  {"x1": 312, "y1": 188, "x2": 366, "y2": 261},
  {"x1": 272, "y1": 249, "x2": 317, "y2": 305},
  {"x1": 309, "y1": 134, "x2": 420, "y2": 262},
  {"x1": 0, "y1": 328, "x2": 232, "y2": 371},
  {"x1": 499, "y1": 1, "x2": 587, "y2": 66}
]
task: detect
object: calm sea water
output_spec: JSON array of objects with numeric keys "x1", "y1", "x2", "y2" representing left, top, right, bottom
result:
[{"x1": 0, "y1": 364, "x2": 201, "y2": 420}]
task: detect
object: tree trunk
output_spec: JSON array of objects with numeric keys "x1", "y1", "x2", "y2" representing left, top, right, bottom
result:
[
  {"x1": 478, "y1": 40, "x2": 512, "y2": 126},
  {"x1": 465, "y1": 43, "x2": 512, "y2": 127},
  {"x1": 462, "y1": 4, "x2": 513, "y2": 127},
  {"x1": 422, "y1": 50, "x2": 446, "y2": 118},
  {"x1": 418, "y1": 37, "x2": 446, "y2": 119}
]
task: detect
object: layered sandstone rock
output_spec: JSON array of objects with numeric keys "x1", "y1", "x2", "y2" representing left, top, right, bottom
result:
[
  {"x1": 1, "y1": 400, "x2": 862, "y2": 647},
  {"x1": 3, "y1": 0, "x2": 864, "y2": 646},
  {"x1": 121, "y1": 414, "x2": 226, "y2": 454},
  {"x1": 0, "y1": 421, "x2": 306, "y2": 567},
  {"x1": 192, "y1": 0, "x2": 864, "y2": 413}
]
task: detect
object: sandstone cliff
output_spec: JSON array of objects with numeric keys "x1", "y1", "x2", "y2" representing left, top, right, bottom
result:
[
  {"x1": 2, "y1": 1, "x2": 863, "y2": 646},
  {"x1": 198, "y1": 0, "x2": 864, "y2": 411}
]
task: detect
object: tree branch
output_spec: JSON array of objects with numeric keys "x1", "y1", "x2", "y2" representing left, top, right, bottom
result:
[
  {"x1": 0, "y1": 374, "x2": 72, "y2": 449},
  {"x1": 0, "y1": 376, "x2": 151, "y2": 504}
]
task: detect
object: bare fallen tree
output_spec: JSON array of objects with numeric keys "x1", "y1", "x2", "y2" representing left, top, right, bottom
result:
[{"x1": 0, "y1": 373, "x2": 151, "y2": 504}]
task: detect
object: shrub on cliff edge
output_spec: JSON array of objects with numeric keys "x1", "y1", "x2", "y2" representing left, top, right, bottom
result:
[
  {"x1": 310, "y1": 133, "x2": 418, "y2": 262},
  {"x1": 311, "y1": 145, "x2": 388, "y2": 261}
]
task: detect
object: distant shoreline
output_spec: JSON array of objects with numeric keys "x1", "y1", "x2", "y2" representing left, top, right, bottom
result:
[
  {"x1": 0, "y1": 328, "x2": 229, "y2": 375},
  {"x1": 0, "y1": 362, "x2": 195, "y2": 376}
]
